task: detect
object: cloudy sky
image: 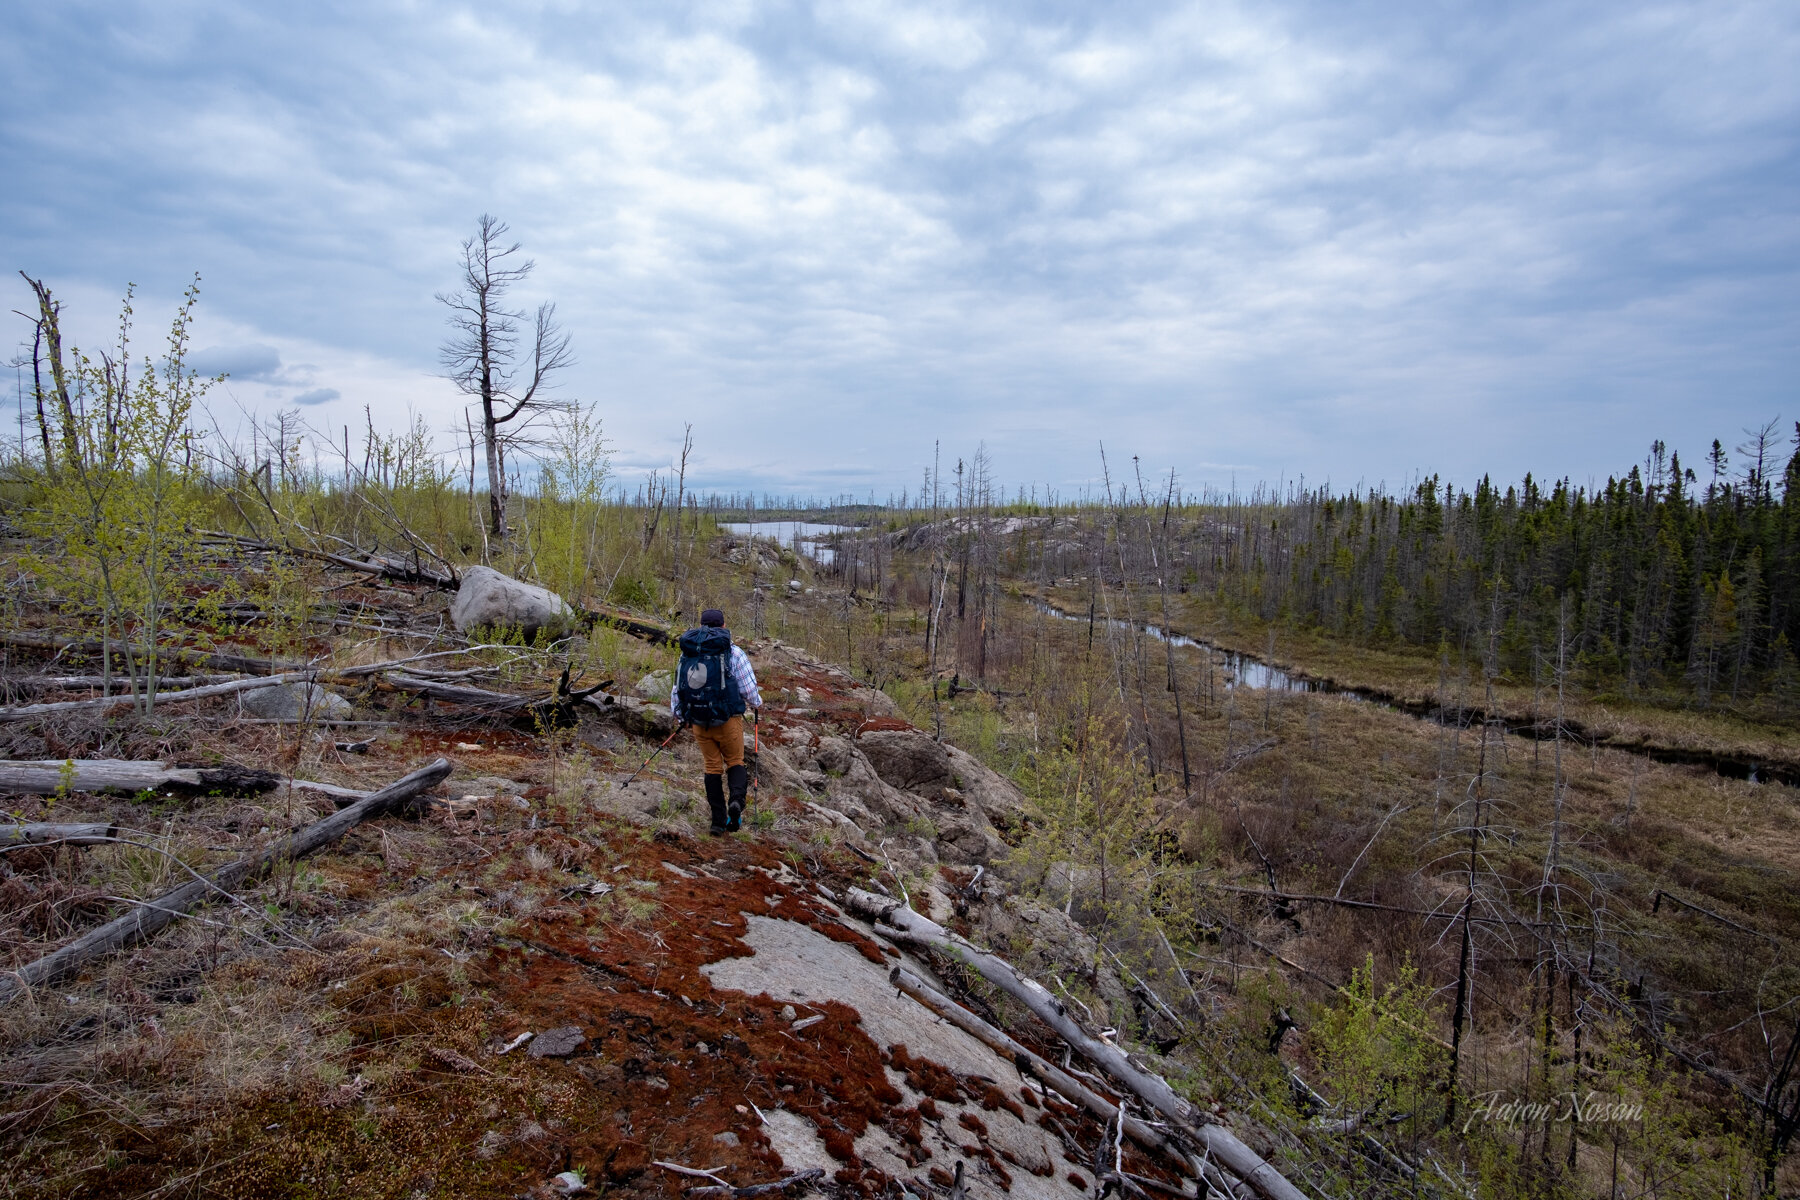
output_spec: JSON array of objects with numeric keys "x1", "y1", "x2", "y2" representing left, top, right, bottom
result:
[{"x1": 4, "y1": 1, "x2": 1796, "y2": 499}]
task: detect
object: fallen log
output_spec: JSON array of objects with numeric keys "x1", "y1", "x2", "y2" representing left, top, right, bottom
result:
[
  {"x1": 0, "y1": 758, "x2": 451, "y2": 1006},
  {"x1": 0, "y1": 629, "x2": 304, "y2": 675},
  {"x1": 845, "y1": 888, "x2": 1307, "y2": 1200},
  {"x1": 581, "y1": 607, "x2": 675, "y2": 647},
  {"x1": 1, "y1": 822, "x2": 119, "y2": 849},
  {"x1": 11, "y1": 674, "x2": 247, "y2": 690},
  {"x1": 0, "y1": 665, "x2": 545, "y2": 726},
  {"x1": 0, "y1": 674, "x2": 306, "y2": 721},
  {"x1": 889, "y1": 966, "x2": 1191, "y2": 1171},
  {"x1": 378, "y1": 671, "x2": 535, "y2": 711},
  {"x1": 287, "y1": 778, "x2": 371, "y2": 807},
  {"x1": 0, "y1": 759, "x2": 283, "y2": 797}
]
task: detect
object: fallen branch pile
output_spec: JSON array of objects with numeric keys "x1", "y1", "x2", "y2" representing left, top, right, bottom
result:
[{"x1": 0, "y1": 758, "x2": 452, "y2": 1007}]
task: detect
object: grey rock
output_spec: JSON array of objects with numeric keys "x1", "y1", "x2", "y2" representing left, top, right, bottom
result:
[
  {"x1": 635, "y1": 670, "x2": 672, "y2": 701},
  {"x1": 934, "y1": 816, "x2": 1004, "y2": 866},
  {"x1": 240, "y1": 682, "x2": 352, "y2": 722},
  {"x1": 528, "y1": 1026, "x2": 588, "y2": 1058},
  {"x1": 712, "y1": 1131, "x2": 740, "y2": 1147},
  {"x1": 944, "y1": 745, "x2": 1027, "y2": 827},
  {"x1": 858, "y1": 729, "x2": 955, "y2": 798},
  {"x1": 449, "y1": 566, "x2": 574, "y2": 639}
]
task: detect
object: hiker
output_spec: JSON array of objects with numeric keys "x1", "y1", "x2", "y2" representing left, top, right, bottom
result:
[{"x1": 671, "y1": 608, "x2": 763, "y2": 834}]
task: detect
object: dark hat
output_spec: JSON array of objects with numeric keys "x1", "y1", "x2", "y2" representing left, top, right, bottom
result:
[{"x1": 700, "y1": 608, "x2": 726, "y2": 627}]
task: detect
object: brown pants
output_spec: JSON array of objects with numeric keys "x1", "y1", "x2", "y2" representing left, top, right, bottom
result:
[{"x1": 692, "y1": 716, "x2": 745, "y2": 774}]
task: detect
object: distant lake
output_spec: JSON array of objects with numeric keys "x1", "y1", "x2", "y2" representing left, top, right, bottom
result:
[{"x1": 721, "y1": 521, "x2": 853, "y2": 567}]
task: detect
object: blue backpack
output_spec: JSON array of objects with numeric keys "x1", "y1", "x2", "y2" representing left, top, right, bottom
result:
[{"x1": 676, "y1": 627, "x2": 743, "y2": 727}]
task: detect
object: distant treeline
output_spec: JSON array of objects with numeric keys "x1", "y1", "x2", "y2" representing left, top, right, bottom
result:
[{"x1": 1158, "y1": 426, "x2": 1800, "y2": 711}]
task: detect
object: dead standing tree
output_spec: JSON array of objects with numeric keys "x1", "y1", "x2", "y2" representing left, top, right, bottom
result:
[{"x1": 438, "y1": 215, "x2": 574, "y2": 540}]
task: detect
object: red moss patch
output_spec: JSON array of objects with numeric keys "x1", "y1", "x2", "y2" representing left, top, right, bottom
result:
[
  {"x1": 477, "y1": 828, "x2": 911, "y2": 1195},
  {"x1": 886, "y1": 1044, "x2": 965, "y2": 1104}
]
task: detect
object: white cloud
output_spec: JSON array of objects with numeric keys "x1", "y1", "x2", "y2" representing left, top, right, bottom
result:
[{"x1": 1, "y1": 0, "x2": 1795, "y2": 497}]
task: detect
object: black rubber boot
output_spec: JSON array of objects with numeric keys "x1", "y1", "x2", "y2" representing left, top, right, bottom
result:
[
  {"x1": 703, "y1": 773, "x2": 727, "y2": 835},
  {"x1": 725, "y1": 764, "x2": 749, "y2": 832}
]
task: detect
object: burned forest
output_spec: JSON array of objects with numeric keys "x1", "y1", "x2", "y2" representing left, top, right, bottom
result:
[{"x1": 1, "y1": 283, "x2": 1797, "y2": 1200}]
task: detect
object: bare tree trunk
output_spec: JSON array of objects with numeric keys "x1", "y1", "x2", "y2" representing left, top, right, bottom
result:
[
  {"x1": 889, "y1": 966, "x2": 1192, "y2": 1168},
  {"x1": 27, "y1": 316, "x2": 53, "y2": 467},
  {"x1": 1, "y1": 823, "x2": 119, "y2": 848},
  {"x1": 19, "y1": 273, "x2": 77, "y2": 470},
  {"x1": 847, "y1": 891, "x2": 1307, "y2": 1200},
  {"x1": 484, "y1": 404, "x2": 507, "y2": 538},
  {"x1": 0, "y1": 673, "x2": 309, "y2": 721},
  {"x1": 0, "y1": 761, "x2": 279, "y2": 797}
]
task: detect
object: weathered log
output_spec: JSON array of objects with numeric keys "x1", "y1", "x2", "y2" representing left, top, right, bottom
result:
[
  {"x1": 0, "y1": 822, "x2": 119, "y2": 848},
  {"x1": 0, "y1": 758, "x2": 451, "y2": 1006},
  {"x1": 889, "y1": 966, "x2": 1191, "y2": 1171},
  {"x1": 0, "y1": 759, "x2": 282, "y2": 797},
  {"x1": 0, "y1": 630, "x2": 304, "y2": 675},
  {"x1": 581, "y1": 607, "x2": 676, "y2": 647},
  {"x1": 0, "y1": 674, "x2": 306, "y2": 721},
  {"x1": 378, "y1": 671, "x2": 534, "y2": 711},
  {"x1": 287, "y1": 778, "x2": 370, "y2": 807},
  {"x1": 12, "y1": 674, "x2": 247, "y2": 689},
  {"x1": 845, "y1": 888, "x2": 1307, "y2": 1200},
  {"x1": 284, "y1": 778, "x2": 471, "y2": 815},
  {"x1": 0, "y1": 664, "x2": 548, "y2": 725}
]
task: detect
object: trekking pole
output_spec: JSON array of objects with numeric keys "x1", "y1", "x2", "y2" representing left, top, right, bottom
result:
[
  {"x1": 623, "y1": 722, "x2": 685, "y2": 786},
  {"x1": 746, "y1": 709, "x2": 762, "y2": 806}
]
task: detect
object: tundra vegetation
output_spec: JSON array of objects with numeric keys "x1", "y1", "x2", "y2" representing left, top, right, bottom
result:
[{"x1": 0, "y1": 275, "x2": 1795, "y2": 1200}]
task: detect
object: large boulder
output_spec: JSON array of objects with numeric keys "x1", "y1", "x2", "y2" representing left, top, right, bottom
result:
[
  {"x1": 240, "y1": 682, "x2": 352, "y2": 722},
  {"x1": 449, "y1": 567, "x2": 574, "y2": 640},
  {"x1": 944, "y1": 744, "x2": 1027, "y2": 829},
  {"x1": 856, "y1": 729, "x2": 955, "y2": 799}
]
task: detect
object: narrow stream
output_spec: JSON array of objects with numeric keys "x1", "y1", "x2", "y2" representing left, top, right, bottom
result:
[
  {"x1": 1027, "y1": 597, "x2": 1358, "y2": 699},
  {"x1": 1026, "y1": 595, "x2": 1793, "y2": 786}
]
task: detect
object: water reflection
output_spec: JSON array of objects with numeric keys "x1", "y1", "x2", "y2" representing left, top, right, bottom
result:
[
  {"x1": 722, "y1": 521, "x2": 853, "y2": 567},
  {"x1": 1030, "y1": 598, "x2": 1354, "y2": 698}
]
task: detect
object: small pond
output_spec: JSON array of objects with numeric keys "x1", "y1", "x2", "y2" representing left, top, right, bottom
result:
[{"x1": 722, "y1": 521, "x2": 854, "y2": 567}]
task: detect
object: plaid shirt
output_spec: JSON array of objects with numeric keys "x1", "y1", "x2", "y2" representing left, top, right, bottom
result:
[{"x1": 670, "y1": 642, "x2": 762, "y2": 720}]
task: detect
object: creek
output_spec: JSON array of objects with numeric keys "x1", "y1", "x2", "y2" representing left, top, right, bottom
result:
[
  {"x1": 1027, "y1": 597, "x2": 1358, "y2": 700},
  {"x1": 1025, "y1": 595, "x2": 1793, "y2": 786}
]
